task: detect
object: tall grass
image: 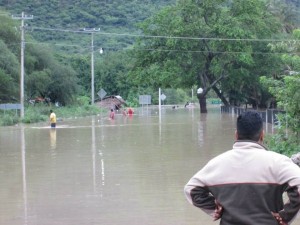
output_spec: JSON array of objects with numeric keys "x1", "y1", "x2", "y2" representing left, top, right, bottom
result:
[{"x1": 0, "y1": 113, "x2": 20, "y2": 126}]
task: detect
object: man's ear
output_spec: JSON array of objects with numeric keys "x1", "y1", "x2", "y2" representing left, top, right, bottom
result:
[{"x1": 235, "y1": 130, "x2": 238, "y2": 141}]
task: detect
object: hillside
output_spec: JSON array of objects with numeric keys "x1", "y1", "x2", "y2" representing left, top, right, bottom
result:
[
  {"x1": 0, "y1": 0, "x2": 176, "y2": 50},
  {"x1": 1, "y1": 0, "x2": 299, "y2": 51},
  {"x1": 287, "y1": 0, "x2": 300, "y2": 7}
]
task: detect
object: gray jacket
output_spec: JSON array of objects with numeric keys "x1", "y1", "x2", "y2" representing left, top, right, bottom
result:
[{"x1": 184, "y1": 141, "x2": 300, "y2": 225}]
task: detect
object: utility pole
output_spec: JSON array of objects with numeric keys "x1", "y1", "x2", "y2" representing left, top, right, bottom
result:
[
  {"x1": 83, "y1": 28, "x2": 100, "y2": 105},
  {"x1": 12, "y1": 12, "x2": 33, "y2": 119}
]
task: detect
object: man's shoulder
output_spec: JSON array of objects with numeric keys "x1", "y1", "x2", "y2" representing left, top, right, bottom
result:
[
  {"x1": 210, "y1": 147, "x2": 289, "y2": 164},
  {"x1": 208, "y1": 150, "x2": 234, "y2": 163},
  {"x1": 263, "y1": 150, "x2": 290, "y2": 160}
]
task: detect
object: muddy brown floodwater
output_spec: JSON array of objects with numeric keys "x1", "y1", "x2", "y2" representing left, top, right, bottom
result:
[{"x1": 1, "y1": 106, "x2": 297, "y2": 225}]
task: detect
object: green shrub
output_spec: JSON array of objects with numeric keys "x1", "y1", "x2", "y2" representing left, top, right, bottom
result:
[
  {"x1": 75, "y1": 96, "x2": 90, "y2": 106},
  {"x1": 264, "y1": 113, "x2": 300, "y2": 156},
  {"x1": 0, "y1": 114, "x2": 19, "y2": 126}
]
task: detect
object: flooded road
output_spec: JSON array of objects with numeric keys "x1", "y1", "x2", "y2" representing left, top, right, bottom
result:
[{"x1": 0, "y1": 107, "x2": 279, "y2": 225}]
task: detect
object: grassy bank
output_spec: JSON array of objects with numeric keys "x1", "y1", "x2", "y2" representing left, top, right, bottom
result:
[{"x1": 0, "y1": 104, "x2": 102, "y2": 126}]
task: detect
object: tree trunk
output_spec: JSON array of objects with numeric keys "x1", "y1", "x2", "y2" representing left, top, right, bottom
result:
[
  {"x1": 198, "y1": 94, "x2": 207, "y2": 113},
  {"x1": 212, "y1": 86, "x2": 229, "y2": 106}
]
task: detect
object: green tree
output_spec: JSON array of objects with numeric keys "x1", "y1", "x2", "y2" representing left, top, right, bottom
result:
[
  {"x1": 26, "y1": 70, "x2": 51, "y2": 99},
  {"x1": 0, "y1": 12, "x2": 80, "y2": 106},
  {"x1": 0, "y1": 40, "x2": 19, "y2": 103},
  {"x1": 131, "y1": 0, "x2": 281, "y2": 113},
  {"x1": 24, "y1": 44, "x2": 79, "y2": 105},
  {"x1": 47, "y1": 62, "x2": 79, "y2": 105},
  {"x1": 162, "y1": 88, "x2": 190, "y2": 105},
  {"x1": 261, "y1": 29, "x2": 300, "y2": 154},
  {"x1": 0, "y1": 68, "x2": 17, "y2": 102},
  {"x1": 0, "y1": 13, "x2": 20, "y2": 103},
  {"x1": 0, "y1": 12, "x2": 20, "y2": 53},
  {"x1": 95, "y1": 51, "x2": 134, "y2": 99},
  {"x1": 69, "y1": 54, "x2": 90, "y2": 95}
]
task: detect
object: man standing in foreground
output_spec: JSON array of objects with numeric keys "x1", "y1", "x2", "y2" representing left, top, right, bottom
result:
[
  {"x1": 49, "y1": 109, "x2": 56, "y2": 128},
  {"x1": 184, "y1": 111, "x2": 300, "y2": 225}
]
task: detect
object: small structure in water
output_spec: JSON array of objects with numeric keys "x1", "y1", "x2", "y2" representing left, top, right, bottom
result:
[{"x1": 96, "y1": 95, "x2": 126, "y2": 110}]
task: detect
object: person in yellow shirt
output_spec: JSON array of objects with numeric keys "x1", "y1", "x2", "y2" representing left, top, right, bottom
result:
[{"x1": 49, "y1": 110, "x2": 57, "y2": 128}]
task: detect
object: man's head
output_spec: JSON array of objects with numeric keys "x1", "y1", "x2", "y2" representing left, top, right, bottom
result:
[
  {"x1": 236, "y1": 111, "x2": 264, "y2": 142},
  {"x1": 50, "y1": 110, "x2": 53, "y2": 113}
]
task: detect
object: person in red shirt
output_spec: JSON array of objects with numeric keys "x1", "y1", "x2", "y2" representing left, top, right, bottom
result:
[{"x1": 127, "y1": 108, "x2": 134, "y2": 116}]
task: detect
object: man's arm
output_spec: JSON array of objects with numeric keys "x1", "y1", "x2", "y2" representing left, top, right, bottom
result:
[
  {"x1": 271, "y1": 212, "x2": 287, "y2": 225},
  {"x1": 184, "y1": 177, "x2": 220, "y2": 218},
  {"x1": 276, "y1": 157, "x2": 300, "y2": 223}
]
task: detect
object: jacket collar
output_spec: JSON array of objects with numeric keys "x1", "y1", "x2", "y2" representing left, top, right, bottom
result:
[{"x1": 233, "y1": 141, "x2": 268, "y2": 150}]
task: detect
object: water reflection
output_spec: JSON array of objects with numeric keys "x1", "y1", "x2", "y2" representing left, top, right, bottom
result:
[
  {"x1": 91, "y1": 117, "x2": 96, "y2": 193},
  {"x1": 49, "y1": 128, "x2": 56, "y2": 150},
  {"x1": 21, "y1": 126, "x2": 28, "y2": 225},
  {"x1": 1, "y1": 107, "x2": 277, "y2": 225},
  {"x1": 197, "y1": 113, "x2": 207, "y2": 148},
  {"x1": 92, "y1": 117, "x2": 105, "y2": 196},
  {"x1": 99, "y1": 117, "x2": 105, "y2": 191}
]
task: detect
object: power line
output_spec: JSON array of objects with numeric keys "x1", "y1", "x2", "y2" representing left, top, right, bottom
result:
[
  {"x1": 23, "y1": 40, "x2": 299, "y2": 55},
  {"x1": 26, "y1": 41, "x2": 82, "y2": 48},
  {"x1": 8, "y1": 24, "x2": 298, "y2": 55},
  {"x1": 30, "y1": 26, "x2": 300, "y2": 43},
  {"x1": 132, "y1": 48, "x2": 300, "y2": 55}
]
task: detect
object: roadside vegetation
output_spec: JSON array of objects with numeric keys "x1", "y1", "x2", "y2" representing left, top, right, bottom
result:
[
  {"x1": 0, "y1": 104, "x2": 102, "y2": 126},
  {"x1": 0, "y1": 89, "x2": 197, "y2": 126},
  {"x1": 261, "y1": 29, "x2": 300, "y2": 155}
]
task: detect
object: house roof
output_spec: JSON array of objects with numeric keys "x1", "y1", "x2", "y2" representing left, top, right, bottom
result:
[{"x1": 95, "y1": 95, "x2": 126, "y2": 109}]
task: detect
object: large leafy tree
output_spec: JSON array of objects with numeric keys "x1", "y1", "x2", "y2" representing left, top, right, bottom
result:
[
  {"x1": 69, "y1": 54, "x2": 90, "y2": 95},
  {"x1": 0, "y1": 40, "x2": 19, "y2": 102},
  {"x1": 261, "y1": 29, "x2": 300, "y2": 154},
  {"x1": 0, "y1": 14, "x2": 20, "y2": 103},
  {"x1": 131, "y1": 0, "x2": 281, "y2": 113},
  {"x1": 0, "y1": 12, "x2": 80, "y2": 106},
  {"x1": 95, "y1": 51, "x2": 134, "y2": 99},
  {"x1": 24, "y1": 44, "x2": 80, "y2": 105}
]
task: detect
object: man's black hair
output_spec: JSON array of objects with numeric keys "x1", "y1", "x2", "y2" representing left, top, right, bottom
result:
[{"x1": 236, "y1": 111, "x2": 263, "y2": 141}]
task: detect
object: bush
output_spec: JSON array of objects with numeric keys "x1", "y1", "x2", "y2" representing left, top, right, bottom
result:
[
  {"x1": 0, "y1": 113, "x2": 19, "y2": 126},
  {"x1": 260, "y1": 30, "x2": 300, "y2": 156},
  {"x1": 264, "y1": 113, "x2": 300, "y2": 156},
  {"x1": 75, "y1": 96, "x2": 90, "y2": 106}
]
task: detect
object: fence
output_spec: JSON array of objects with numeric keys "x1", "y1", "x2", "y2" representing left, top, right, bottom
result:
[{"x1": 220, "y1": 106, "x2": 285, "y2": 125}]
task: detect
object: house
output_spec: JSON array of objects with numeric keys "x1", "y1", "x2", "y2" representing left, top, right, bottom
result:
[{"x1": 95, "y1": 95, "x2": 126, "y2": 110}]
